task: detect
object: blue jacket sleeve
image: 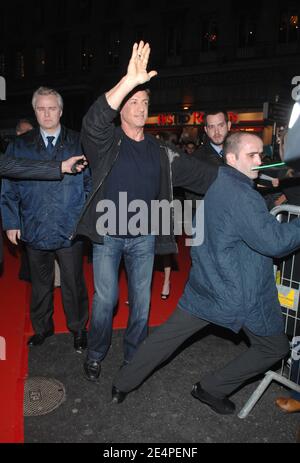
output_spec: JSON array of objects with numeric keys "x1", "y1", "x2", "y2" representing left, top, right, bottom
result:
[
  {"x1": 1, "y1": 178, "x2": 21, "y2": 231},
  {"x1": 1, "y1": 143, "x2": 22, "y2": 231},
  {"x1": 235, "y1": 187, "x2": 300, "y2": 258}
]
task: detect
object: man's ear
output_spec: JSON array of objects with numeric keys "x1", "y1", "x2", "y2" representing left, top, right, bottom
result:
[
  {"x1": 227, "y1": 120, "x2": 232, "y2": 131},
  {"x1": 204, "y1": 126, "x2": 208, "y2": 136},
  {"x1": 226, "y1": 152, "x2": 236, "y2": 166}
]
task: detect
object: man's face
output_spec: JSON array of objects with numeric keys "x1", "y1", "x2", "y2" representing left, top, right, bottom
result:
[
  {"x1": 120, "y1": 90, "x2": 149, "y2": 130},
  {"x1": 228, "y1": 135, "x2": 263, "y2": 179},
  {"x1": 16, "y1": 122, "x2": 33, "y2": 136},
  {"x1": 205, "y1": 113, "x2": 231, "y2": 146},
  {"x1": 34, "y1": 94, "x2": 62, "y2": 132}
]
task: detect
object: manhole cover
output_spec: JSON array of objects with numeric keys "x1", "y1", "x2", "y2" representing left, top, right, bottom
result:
[{"x1": 24, "y1": 377, "x2": 66, "y2": 417}]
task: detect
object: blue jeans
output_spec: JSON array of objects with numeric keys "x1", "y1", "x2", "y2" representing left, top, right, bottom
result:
[{"x1": 88, "y1": 235, "x2": 155, "y2": 363}]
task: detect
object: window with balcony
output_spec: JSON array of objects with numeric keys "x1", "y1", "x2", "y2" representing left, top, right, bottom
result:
[
  {"x1": 81, "y1": 35, "x2": 94, "y2": 71},
  {"x1": 33, "y1": 0, "x2": 45, "y2": 26},
  {"x1": 105, "y1": 27, "x2": 121, "y2": 66},
  {"x1": 278, "y1": 8, "x2": 299, "y2": 43},
  {"x1": 0, "y1": 8, "x2": 4, "y2": 38},
  {"x1": 236, "y1": 15, "x2": 257, "y2": 58},
  {"x1": 79, "y1": 0, "x2": 93, "y2": 24},
  {"x1": 201, "y1": 18, "x2": 218, "y2": 52},
  {"x1": 134, "y1": 25, "x2": 148, "y2": 44},
  {"x1": 104, "y1": 0, "x2": 121, "y2": 17},
  {"x1": 0, "y1": 53, "x2": 6, "y2": 76},
  {"x1": 167, "y1": 25, "x2": 182, "y2": 59},
  {"x1": 238, "y1": 16, "x2": 257, "y2": 48},
  {"x1": 15, "y1": 52, "x2": 25, "y2": 79},
  {"x1": 35, "y1": 48, "x2": 46, "y2": 76},
  {"x1": 57, "y1": 0, "x2": 67, "y2": 25},
  {"x1": 55, "y1": 40, "x2": 68, "y2": 73}
]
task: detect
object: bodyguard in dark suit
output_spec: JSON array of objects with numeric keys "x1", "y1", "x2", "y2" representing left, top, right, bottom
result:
[
  {"x1": 195, "y1": 109, "x2": 231, "y2": 165},
  {"x1": 1, "y1": 87, "x2": 90, "y2": 352},
  {"x1": 185, "y1": 110, "x2": 231, "y2": 207}
]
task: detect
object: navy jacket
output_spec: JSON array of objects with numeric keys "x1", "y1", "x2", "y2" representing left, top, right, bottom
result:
[
  {"x1": 0, "y1": 155, "x2": 64, "y2": 262},
  {"x1": 1, "y1": 127, "x2": 91, "y2": 250},
  {"x1": 179, "y1": 166, "x2": 300, "y2": 336}
]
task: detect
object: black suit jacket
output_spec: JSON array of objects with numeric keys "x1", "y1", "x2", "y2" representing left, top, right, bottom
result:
[
  {"x1": 185, "y1": 143, "x2": 224, "y2": 205},
  {"x1": 0, "y1": 155, "x2": 63, "y2": 264},
  {"x1": 192, "y1": 142, "x2": 224, "y2": 166}
]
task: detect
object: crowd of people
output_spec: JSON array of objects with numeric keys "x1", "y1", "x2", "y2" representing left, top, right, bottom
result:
[{"x1": 0, "y1": 41, "x2": 299, "y2": 417}]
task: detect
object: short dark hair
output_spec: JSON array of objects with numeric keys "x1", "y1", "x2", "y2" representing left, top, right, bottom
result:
[
  {"x1": 120, "y1": 84, "x2": 151, "y2": 110},
  {"x1": 203, "y1": 110, "x2": 229, "y2": 126}
]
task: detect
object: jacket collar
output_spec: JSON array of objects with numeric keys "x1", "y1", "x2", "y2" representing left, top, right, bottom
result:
[
  {"x1": 219, "y1": 165, "x2": 255, "y2": 187},
  {"x1": 26, "y1": 126, "x2": 68, "y2": 149}
]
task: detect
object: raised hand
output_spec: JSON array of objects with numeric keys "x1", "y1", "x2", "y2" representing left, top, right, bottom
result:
[
  {"x1": 127, "y1": 41, "x2": 158, "y2": 85},
  {"x1": 106, "y1": 41, "x2": 158, "y2": 111}
]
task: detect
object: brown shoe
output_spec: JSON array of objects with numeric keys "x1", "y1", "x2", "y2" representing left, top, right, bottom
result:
[{"x1": 275, "y1": 397, "x2": 300, "y2": 413}]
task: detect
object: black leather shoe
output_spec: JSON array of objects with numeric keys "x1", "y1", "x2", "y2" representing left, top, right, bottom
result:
[
  {"x1": 191, "y1": 382, "x2": 235, "y2": 415},
  {"x1": 27, "y1": 330, "x2": 54, "y2": 346},
  {"x1": 111, "y1": 386, "x2": 128, "y2": 404},
  {"x1": 83, "y1": 360, "x2": 101, "y2": 382},
  {"x1": 73, "y1": 330, "x2": 87, "y2": 353}
]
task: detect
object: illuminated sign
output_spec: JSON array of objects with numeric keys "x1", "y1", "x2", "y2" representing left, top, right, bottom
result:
[{"x1": 146, "y1": 111, "x2": 259, "y2": 127}]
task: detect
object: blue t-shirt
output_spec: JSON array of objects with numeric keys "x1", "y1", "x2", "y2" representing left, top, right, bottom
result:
[{"x1": 104, "y1": 134, "x2": 161, "y2": 237}]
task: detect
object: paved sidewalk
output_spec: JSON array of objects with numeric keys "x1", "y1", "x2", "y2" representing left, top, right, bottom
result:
[{"x1": 25, "y1": 327, "x2": 300, "y2": 443}]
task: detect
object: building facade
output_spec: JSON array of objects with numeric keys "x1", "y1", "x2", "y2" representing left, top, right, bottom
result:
[{"x1": 0, "y1": 0, "x2": 299, "y2": 145}]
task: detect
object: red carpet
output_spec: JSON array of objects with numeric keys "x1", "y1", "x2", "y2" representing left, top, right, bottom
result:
[{"x1": 0, "y1": 237, "x2": 191, "y2": 443}]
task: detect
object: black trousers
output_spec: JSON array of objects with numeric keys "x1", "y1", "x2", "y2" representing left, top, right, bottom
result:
[
  {"x1": 26, "y1": 241, "x2": 89, "y2": 335},
  {"x1": 114, "y1": 307, "x2": 290, "y2": 398}
]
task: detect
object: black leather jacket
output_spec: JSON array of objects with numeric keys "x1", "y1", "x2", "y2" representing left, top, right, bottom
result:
[{"x1": 74, "y1": 95, "x2": 218, "y2": 254}]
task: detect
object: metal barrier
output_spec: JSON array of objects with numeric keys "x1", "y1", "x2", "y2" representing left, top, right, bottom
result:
[{"x1": 238, "y1": 204, "x2": 300, "y2": 419}]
